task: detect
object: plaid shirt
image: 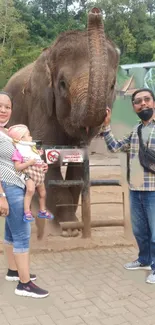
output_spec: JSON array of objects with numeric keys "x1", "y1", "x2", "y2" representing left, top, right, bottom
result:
[{"x1": 103, "y1": 119, "x2": 155, "y2": 191}]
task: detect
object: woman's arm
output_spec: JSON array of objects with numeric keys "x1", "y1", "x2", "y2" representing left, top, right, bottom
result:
[{"x1": 0, "y1": 182, "x2": 9, "y2": 217}]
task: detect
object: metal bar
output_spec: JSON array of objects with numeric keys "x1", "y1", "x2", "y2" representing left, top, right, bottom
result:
[
  {"x1": 81, "y1": 147, "x2": 91, "y2": 238},
  {"x1": 90, "y1": 180, "x2": 121, "y2": 186},
  {"x1": 42, "y1": 145, "x2": 80, "y2": 150},
  {"x1": 48, "y1": 180, "x2": 84, "y2": 187},
  {"x1": 56, "y1": 202, "x2": 122, "y2": 207},
  {"x1": 48, "y1": 179, "x2": 120, "y2": 187},
  {"x1": 60, "y1": 219, "x2": 124, "y2": 230},
  {"x1": 90, "y1": 164, "x2": 120, "y2": 167}
]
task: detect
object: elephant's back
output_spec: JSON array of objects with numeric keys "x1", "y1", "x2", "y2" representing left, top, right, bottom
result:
[
  {"x1": 4, "y1": 62, "x2": 35, "y2": 126},
  {"x1": 4, "y1": 62, "x2": 35, "y2": 96}
]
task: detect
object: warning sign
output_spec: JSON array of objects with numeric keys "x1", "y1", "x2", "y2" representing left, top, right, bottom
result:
[
  {"x1": 45, "y1": 148, "x2": 84, "y2": 165},
  {"x1": 45, "y1": 149, "x2": 60, "y2": 164},
  {"x1": 63, "y1": 152, "x2": 83, "y2": 163}
]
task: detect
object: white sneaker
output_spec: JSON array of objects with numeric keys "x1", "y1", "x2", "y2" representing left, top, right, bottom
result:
[
  {"x1": 124, "y1": 260, "x2": 151, "y2": 271},
  {"x1": 146, "y1": 271, "x2": 155, "y2": 284}
]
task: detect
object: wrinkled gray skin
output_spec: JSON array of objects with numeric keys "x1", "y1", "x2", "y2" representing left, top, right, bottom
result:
[{"x1": 4, "y1": 8, "x2": 119, "y2": 238}]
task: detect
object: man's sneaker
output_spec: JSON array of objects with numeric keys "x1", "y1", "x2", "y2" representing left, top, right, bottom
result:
[
  {"x1": 124, "y1": 260, "x2": 151, "y2": 270},
  {"x1": 5, "y1": 269, "x2": 36, "y2": 281},
  {"x1": 146, "y1": 271, "x2": 155, "y2": 284},
  {"x1": 15, "y1": 281, "x2": 49, "y2": 298}
]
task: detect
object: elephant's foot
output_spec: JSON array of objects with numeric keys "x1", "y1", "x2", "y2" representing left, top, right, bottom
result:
[{"x1": 61, "y1": 229, "x2": 80, "y2": 237}]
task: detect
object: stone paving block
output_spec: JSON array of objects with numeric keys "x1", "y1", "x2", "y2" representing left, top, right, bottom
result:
[
  {"x1": 113, "y1": 284, "x2": 137, "y2": 294},
  {"x1": 8, "y1": 316, "x2": 39, "y2": 325},
  {"x1": 81, "y1": 315, "x2": 103, "y2": 325},
  {"x1": 58, "y1": 290, "x2": 75, "y2": 302},
  {"x1": 142, "y1": 315, "x2": 155, "y2": 325},
  {"x1": 90, "y1": 297, "x2": 109, "y2": 311},
  {"x1": 74, "y1": 292, "x2": 97, "y2": 300},
  {"x1": 67, "y1": 299, "x2": 93, "y2": 309},
  {"x1": 128, "y1": 296, "x2": 149, "y2": 309},
  {"x1": 123, "y1": 311, "x2": 141, "y2": 323},
  {"x1": 97, "y1": 291, "x2": 116, "y2": 303},
  {"x1": 0, "y1": 314, "x2": 10, "y2": 325},
  {"x1": 131, "y1": 290, "x2": 150, "y2": 301},
  {"x1": 36, "y1": 315, "x2": 56, "y2": 325},
  {"x1": 125, "y1": 301, "x2": 148, "y2": 317},
  {"x1": 62, "y1": 307, "x2": 88, "y2": 318},
  {"x1": 2, "y1": 306, "x2": 20, "y2": 321},
  {"x1": 108, "y1": 299, "x2": 133, "y2": 308},
  {"x1": 104, "y1": 307, "x2": 128, "y2": 316},
  {"x1": 56, "y1": 316, "x2": 83, "y2": 325},
  {"x1": 47, "y1": 306, "x2": 66, "y2": 322},
  {"x1": 63, "y1": 284, "x2": 81, "y2": 296},
  {"x1": 52, "y1": 297, "x2": 71, "y2": 311},
  {"x1": 101, "y1": 279, "x2": 119, "y2": 289},
  {"x1": 100, "y1": 315, "x2": 126, "y2": 325},
  {"x1": 85, "y1": 305, "x2": 106, "y2": 317},
  {"x1": 145, "y1": 307, "x2": 155, "y2": 315},
  {"x1": 98, "y1": 283, "x2": 117, "y2": 296},
  {"x1": 18, "y1": 308, "x2": 46, "y2": 317}
]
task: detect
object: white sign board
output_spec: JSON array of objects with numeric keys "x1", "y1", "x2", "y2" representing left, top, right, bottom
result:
[{"x1": 45, "y1": 148, "x2": 84, "y2": 165}]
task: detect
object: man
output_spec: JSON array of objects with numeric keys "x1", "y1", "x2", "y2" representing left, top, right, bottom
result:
[{"x1": 103, "y1": 88, "x2": 155, "y2": 284}]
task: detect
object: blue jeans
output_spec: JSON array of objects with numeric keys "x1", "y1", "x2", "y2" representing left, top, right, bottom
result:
[
  {"x1": 130, "y1": 190, "x2": 155, "y2": 270},
  {"x1": 2, "y1": 182, "x2": 31, "y2": 253}
]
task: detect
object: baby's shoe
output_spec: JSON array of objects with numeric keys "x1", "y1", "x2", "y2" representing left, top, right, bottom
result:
[
  {"x1": 38, "y1": 210, "x2": 54, "y2": 220},
  {"x1": 23, "y1": 211, "x2": 35, "y2": 223}
]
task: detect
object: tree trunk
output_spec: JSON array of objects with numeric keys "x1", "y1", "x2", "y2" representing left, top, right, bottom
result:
[{"x1": 2, "y1": 0, "x2": 8, "y2": 48}]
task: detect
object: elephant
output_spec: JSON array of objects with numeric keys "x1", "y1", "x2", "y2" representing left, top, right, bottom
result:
[{"x1": 4, "y1": 8, "x2": 120, "y2": 238}]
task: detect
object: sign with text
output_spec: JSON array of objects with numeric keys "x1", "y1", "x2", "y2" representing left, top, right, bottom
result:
[{"x1": 45, "y1": 148, "x2": 84, "y2": 165}]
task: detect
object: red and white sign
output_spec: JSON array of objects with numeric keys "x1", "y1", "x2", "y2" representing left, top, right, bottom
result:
[
  {"x1": 63, "y1": 152, "x2": 83, "y2": 163},
  {"x1": 45, "y1": 148, "x2": 84, "y2": 164},
  {"x1": 45, "y1": 149, "x2": 60, "y2": 164}
]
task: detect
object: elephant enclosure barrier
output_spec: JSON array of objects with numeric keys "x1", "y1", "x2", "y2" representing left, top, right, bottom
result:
[{"x1": 45, "y1": 146, "x2": 130, "y2": 238}]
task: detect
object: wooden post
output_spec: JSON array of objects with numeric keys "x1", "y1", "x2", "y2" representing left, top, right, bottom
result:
[
  {"x1": 81, "y1": 146, "x2": 91, "y2": 238},
  {"x1": 119, "y1": 153, "x2": 135, "y2": 242}
]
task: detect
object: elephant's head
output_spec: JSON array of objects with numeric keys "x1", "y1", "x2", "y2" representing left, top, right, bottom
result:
[{"x1": 28, "y1": 8, "x2": 119, "y2": 144}]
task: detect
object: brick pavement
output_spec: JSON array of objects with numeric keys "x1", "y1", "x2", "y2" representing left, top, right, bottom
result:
[{"x1": 0, "y1": 247, "x2": 155, "y2": 325}]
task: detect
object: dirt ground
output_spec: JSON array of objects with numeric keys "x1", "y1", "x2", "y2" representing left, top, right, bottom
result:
[{"x1": 0, "y1": 137, "x2": 135, "y2": 252}]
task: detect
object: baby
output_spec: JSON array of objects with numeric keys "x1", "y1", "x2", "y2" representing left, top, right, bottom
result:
[{"x1": 8, "y1": 124, "x2": 54, "y2": 222}]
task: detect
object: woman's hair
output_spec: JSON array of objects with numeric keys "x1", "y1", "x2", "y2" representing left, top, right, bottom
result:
[
  {"x1": 0, "y1": 91, "x2": 13, "y2": 107},
  {"x1": 8, "y1": 124, "x2": 28, "y2": 141}
]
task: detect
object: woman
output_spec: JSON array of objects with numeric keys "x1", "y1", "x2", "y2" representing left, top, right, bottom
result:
[{"x1": 0, "y1": 91, "x2": 49, "y2": 298}]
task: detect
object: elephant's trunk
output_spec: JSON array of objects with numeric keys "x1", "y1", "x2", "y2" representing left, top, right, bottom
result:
[{"x1": 85, "y1": 7, "x2": 108, "y2": 126}]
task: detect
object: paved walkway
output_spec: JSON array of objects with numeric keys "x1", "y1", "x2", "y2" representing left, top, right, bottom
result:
[{"x1": 0, "y1": 247, "x2": 155, "y2": 325}]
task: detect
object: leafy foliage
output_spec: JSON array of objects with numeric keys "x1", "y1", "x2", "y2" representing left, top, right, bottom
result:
[{"x1": 1, "y1": 0, "x2": 155, "y2": 88}]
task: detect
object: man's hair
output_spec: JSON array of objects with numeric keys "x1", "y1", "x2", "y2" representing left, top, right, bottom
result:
[
  {"x1": 131, "y1": 88, "x2": 155, "y2": 103},
  {"x1": 0, "y1": 91, "x2": 13, "y2": 107}
]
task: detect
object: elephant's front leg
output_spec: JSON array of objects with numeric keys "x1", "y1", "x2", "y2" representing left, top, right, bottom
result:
[
  {"x1": 45, "y1": 164, "x2": 80, "y2": 237},
  {"x1": 65, "y1": 162, "x2": 84, "y2": 211},
  {"x1": 64, "y1": 162, "x2": 84, "y2": 236}
]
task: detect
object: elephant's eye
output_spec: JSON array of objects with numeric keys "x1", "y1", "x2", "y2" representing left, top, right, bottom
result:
[{"x1": 60, "y1": 80, "x2": 66, "y2": 89}]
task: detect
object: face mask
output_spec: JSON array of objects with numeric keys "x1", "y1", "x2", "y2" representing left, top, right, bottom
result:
[
  {"x1": 137, "y1": 108, "x2": 154, "y2": 121},
  {"x1": 0, "y1": 120, "x2": 9, "y2": 127}
]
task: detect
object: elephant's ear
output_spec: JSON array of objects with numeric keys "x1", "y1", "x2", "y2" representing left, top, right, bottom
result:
[{"x1": 25, "y1": 48, "x2": 54, "y2": 117}]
